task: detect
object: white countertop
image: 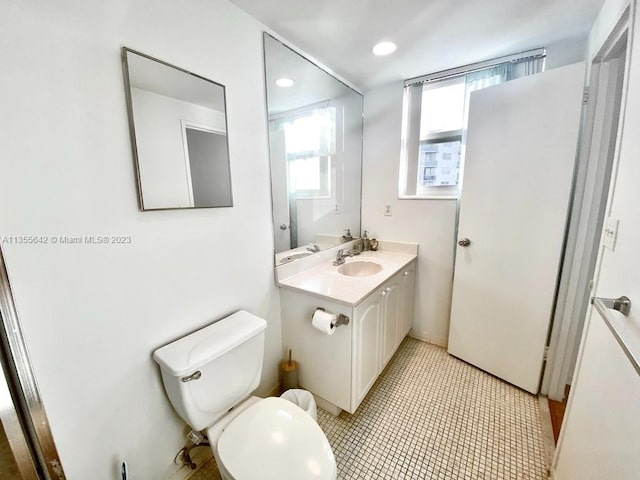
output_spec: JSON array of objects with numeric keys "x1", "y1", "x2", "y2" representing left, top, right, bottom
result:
[{"x1": 277, "y1": 250, "x2": 417, "y2": 305}]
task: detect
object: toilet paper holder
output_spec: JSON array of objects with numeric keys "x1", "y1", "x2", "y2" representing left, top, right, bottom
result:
[{"x1": 312, "y1": 307, "x2": 350, "y2": 327}]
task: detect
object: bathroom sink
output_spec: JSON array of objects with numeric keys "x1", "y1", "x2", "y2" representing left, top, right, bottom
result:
[
  {"x1": 338, "y1": 261, "x2": 382, "y2": 277},
  {"x1": 279, "y1": 252, "x2": 312, "y2": 264}
]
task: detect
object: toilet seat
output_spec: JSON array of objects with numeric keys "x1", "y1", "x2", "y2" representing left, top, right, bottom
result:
[{"x1": 215, "y1": 397, "x2": 336, "y2": 480}]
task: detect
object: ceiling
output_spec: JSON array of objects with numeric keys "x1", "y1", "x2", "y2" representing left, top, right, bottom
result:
[{"x1": 230, "y1": 0, "x2": 605, "y2": 90}]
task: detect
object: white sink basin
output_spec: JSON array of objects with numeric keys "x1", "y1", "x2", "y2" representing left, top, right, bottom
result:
[{"x1": 338, "y1": 261, "x2": 382, "y2": 277}]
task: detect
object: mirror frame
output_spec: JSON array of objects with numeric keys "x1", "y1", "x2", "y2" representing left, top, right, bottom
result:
[{"x1": 121, "y1": 47, "x2": 233, "y2": 211}]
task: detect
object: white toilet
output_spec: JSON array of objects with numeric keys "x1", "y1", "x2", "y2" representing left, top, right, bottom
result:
[{"x1": 153, "y1": 310, "x2": 337, "y2": 480}]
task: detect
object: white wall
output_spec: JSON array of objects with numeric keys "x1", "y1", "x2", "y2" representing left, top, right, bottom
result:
[
  {"x1": 361, "y1": 37, "x2": 588, "y2": 347},
  {"x1": 361, "y1": 80, "x2": 457, "y2": 346},
  {"x1": 131, "y1": 88, "x2": 227, "y2": 209},
  {"x1": 0, "y1": 1, "x2": 281, "y2": 479}
]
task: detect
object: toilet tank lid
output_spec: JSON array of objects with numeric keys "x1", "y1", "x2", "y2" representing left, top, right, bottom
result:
[{"x1": 153, "y1": 310, "x2": 267, "y2": 377}]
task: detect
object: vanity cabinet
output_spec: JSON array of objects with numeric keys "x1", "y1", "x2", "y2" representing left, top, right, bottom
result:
[
  {"x1": 281, "y1": 258, "x2": 417, "y2": 414},
  {"x1": 352, "y1": 264, "x2": 415, "y2": 410}
]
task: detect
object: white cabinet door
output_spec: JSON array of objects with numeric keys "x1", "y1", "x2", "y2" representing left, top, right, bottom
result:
[
  {"x1": 381, "y1": 277, "x2": 401, "y2": 367},
  {"x1": 352, "y1": 290, "x2": 382, "y2": 410},
  {"x1": 448, "y1": 63, "x2": 585, "y2": 394},
  {"x1": 399, "y1": 264, "x2": 416, "y2": 341}
]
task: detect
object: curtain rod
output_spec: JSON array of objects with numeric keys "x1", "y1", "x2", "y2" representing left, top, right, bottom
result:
[{"x1": 404, "y1": 48, "x2": 546, "y2": 87}]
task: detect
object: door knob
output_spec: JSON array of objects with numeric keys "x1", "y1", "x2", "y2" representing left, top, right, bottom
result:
[
  {"x1": 458, "y1": 238, "x2": 471, "y2": 247},
  {"x1": 280, "y1": 224, "x2": 288, "y2": 230}
]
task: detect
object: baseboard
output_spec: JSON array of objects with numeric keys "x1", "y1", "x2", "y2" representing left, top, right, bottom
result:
[{"x1": 408, "y1": 329, "x2": 448, "y2": 348}]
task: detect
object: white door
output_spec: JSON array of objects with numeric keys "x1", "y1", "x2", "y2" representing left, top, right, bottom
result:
[
  {"x1": 554, "y1": 10, "x2": 640, "y2": 476},
  {"x1": 448, "y1": 63, "x2": 585, "y2": 394},
  {"x1": 269, "y1": 128, "x2": 291, "y2": 252}
]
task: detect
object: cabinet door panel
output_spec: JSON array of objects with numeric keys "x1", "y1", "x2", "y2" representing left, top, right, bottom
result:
[
  {"x1": 381, "y1": 279, "x2": 401, "y2": 367},
  {"x1": 352, "y1": 292, "x2": 381, "y2": 411},
  {"x1": 400, "y1": 265, "x2": 416, "y2": 340}
]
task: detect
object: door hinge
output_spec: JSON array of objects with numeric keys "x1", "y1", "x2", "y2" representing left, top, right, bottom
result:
[
  {"x1": 583, "y1": 87, "x2": 589, "y2": 105},
  {"x1": 543, "y1": 346, "x2": 549, "y2": 361}
]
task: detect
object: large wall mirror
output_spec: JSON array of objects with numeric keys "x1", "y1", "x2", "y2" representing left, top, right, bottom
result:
[
  {"x1": 263, "y1": 34, "x2": 363, "y2": 265},
  {"x1": 122, "y1": 48, "x2": 233, "y2": 210}
]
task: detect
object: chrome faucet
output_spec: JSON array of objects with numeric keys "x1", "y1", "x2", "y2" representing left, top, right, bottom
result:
[
  {"x1": 306, "y1": 243, "x2": 321, "y2": 253},
  {"x1": 332, "y1": 248, "x2": 352, "y2": 266}
]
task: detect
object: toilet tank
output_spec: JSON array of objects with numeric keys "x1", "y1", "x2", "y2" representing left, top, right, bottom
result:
[{"x1": 153, "y1": 310, "x2": 267, "y2": 431}]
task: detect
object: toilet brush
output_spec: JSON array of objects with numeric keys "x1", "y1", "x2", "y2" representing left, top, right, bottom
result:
[{"x1": 279, "y1": 349, "x2": 298, "y2": 392}]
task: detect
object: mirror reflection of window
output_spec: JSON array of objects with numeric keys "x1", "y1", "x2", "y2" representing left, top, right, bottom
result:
[{"x1": 279, "y1": 107, "x2": 335, "y2": 199}]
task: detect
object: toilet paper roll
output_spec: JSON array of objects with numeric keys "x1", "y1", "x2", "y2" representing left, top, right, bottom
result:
[{"x1": 312, "y1": 310, "x2": 337, "y2": 335}]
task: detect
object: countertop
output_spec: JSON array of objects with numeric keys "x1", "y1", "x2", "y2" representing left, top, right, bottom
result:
[{"x1": 277, "y1": 250, "x2": 417, "y2": 306}]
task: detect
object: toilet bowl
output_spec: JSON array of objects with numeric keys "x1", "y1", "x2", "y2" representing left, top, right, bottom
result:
[{"x1": 153, "y1": 310, "x2": 336, "y2": 480}]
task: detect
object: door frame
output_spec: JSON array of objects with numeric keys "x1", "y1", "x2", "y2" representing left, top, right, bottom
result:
[
  {"x1": 0, "y1": 247, "x2": 66, "y2": 479},
  {"x1": 541, "y1": 6, "x2": 632, "y2": 402}
]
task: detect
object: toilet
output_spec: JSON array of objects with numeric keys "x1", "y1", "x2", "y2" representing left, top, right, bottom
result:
[{"x1": 153, "y1": 310, "x2": 337, "y2": 480}]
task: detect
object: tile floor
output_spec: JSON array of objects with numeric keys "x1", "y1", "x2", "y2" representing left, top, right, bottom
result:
[{"x1": 191, "y1": 337, "x2": 549, "y2": 480}]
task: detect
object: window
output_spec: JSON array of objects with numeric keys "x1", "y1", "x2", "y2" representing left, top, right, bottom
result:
[{"x1": 399, "y1": 50, "x2": 546, "y2": 198}]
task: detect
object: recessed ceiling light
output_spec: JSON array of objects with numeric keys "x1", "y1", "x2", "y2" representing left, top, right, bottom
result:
[
  {"x1": 275, "y1": 77, "x2": 295, "y2": 87},
  {"x1": 372, "y1": 41, "x2": 397, "y2": 56}
]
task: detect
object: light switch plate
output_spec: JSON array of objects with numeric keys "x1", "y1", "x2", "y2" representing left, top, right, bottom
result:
[{"x1": 604, "y1": 217, "x2": 619, "y2": 251}]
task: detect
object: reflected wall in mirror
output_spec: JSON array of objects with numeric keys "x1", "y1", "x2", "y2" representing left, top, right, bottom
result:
[
  {"x1": 122, "y1": 48, "x2": 233, "y2": 210},
  {"x1": 263, "y1": 34, "x2": 363, "y2": 265}
]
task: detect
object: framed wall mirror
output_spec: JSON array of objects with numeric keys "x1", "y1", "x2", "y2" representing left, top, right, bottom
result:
[
  {"x1": 263, "y1": 34, "x2": 363, "y2": 265},
  {"x1": 122, "y1": 48, "x2": 233, "y2": 210}
]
